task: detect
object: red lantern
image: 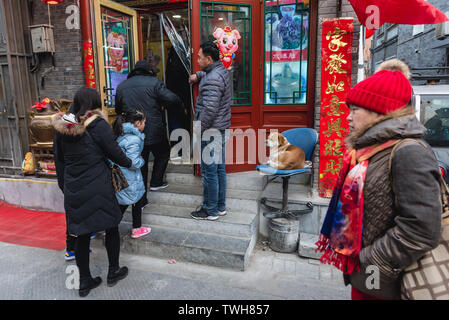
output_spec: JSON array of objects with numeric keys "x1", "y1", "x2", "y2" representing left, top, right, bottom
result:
[{"x1": 42, "y1": 0, "x2": 62, "y2": 4}]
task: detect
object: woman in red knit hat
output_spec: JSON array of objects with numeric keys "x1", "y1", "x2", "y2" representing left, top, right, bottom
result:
[{"x1": 316, "y1": 59, "x2": 443, "y2": 300}]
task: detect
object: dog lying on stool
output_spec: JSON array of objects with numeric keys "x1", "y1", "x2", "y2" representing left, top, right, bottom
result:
[{"x1": 266, "y1": 132, "x2": 307, "y2": 170}]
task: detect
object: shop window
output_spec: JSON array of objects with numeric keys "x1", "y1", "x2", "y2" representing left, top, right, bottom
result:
[
  {"x1": 100, "y1": 7, "x2": 135, "y2": 108},
  {"x1": 264, "y1": 0, "x2": 310, "y2": 105},
  {"x1": 200, "y1": 2, "x2": 251, "y2": 106},
  {"x1": 386, "y1": 24, "x2": 398, "y2": 41}
]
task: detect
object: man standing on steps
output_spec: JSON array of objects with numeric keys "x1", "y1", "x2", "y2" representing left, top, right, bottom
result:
[
  {"x1": 115, "y1": 60, "x2": 185, "y2": 205},
  {"x1": 188, "y1": 41, "x2": 231, "y2": 221}
]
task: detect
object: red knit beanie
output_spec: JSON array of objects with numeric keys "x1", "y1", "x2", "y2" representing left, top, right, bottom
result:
[{"x1": 345, "y1": 60, "x2": 413, "y2": 114}]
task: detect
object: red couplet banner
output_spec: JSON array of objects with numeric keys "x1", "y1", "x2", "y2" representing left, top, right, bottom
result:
[
  {"x1": 318, "y1": 18, "x2": 353, "y2": 198},
  {"x1": 83, "y1": 41, "x2": 96, "y2": 89}
]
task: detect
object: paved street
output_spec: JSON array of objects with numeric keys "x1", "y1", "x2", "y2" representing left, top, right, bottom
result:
[{"x1": 0, "y1": 239, "x2": 349, "y2": 300}]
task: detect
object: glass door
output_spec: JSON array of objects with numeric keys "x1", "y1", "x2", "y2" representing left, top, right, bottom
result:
[
  {"x1": 94, "y1": 0, "x2": 139, "y2": 122},
  {"x1": 191, "y1": 0, "x2": 262, "y2": 173}
]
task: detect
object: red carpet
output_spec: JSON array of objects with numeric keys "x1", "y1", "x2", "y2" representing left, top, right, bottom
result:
[{"x1": 0, "y1": 201, "x2": 66, "y2": 251}]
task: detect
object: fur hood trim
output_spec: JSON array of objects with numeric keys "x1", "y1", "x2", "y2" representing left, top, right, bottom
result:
[
  {"x1": 52, "y1": 109, "x2": 107, "y2": 136},
  {"x1": 52, "y1": 112, "x2": 85, "y2": 136}
]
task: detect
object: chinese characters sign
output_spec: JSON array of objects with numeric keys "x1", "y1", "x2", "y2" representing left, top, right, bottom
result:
[
  {"x1": 318, "y1": 18, "x2": 353, "y2": 198},
  {"x1": 83, "y1": 41, "x2": 96, "y2": 88}
]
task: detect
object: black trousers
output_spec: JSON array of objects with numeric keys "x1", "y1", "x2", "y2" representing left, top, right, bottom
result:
[
  {"x1": 119, "y1": 194, "x2": 146, "y2": 229},
  {"x1": 66, "y1": 214, "x2": 76, "y2": 252},
  {"x1": 141, "y1": 139, "x2": 170, "y2": 191},
  {"x1": 75, "y1": 227, "x2": 120, "y2": 281}
]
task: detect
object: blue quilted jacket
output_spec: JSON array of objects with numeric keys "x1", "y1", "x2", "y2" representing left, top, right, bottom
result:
[{"x1": 114, "y1": 123, "x2": 146, "y2": 205}]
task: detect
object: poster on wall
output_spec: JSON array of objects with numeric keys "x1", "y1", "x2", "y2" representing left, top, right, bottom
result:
[
  {"x1": 264, "y1": 1, "x2": 309, "y2": 104},
  {"x1": 318, "y1": 18, "x2": 353, "y2": 198},
  {"x1": 104, "y1": 24, "x2": 130, "y2": 107}
]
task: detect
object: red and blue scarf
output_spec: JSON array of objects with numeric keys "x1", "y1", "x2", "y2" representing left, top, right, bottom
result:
[{"x1": 315, "y1": 139, "x2": 400, "y2": 274}]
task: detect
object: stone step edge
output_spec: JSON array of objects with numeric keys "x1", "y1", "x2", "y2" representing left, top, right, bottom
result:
[
  {"x1": 115, "y1": 221, "x2": 252, "y2": 256},
  {"x1": 136, "y1": 205, "x2": 257, "y2": 224},
  {"x1": 298, "y1": 232, "x2": 321, "y2": 260}
]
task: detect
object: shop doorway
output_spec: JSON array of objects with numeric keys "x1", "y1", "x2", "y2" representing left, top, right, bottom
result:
[
  {"x1": 94, "y1": 0, "x2": 192, "y2": 161},
  {"x1": 94, "y1": 0, "x2": 316, "y2": 174}
]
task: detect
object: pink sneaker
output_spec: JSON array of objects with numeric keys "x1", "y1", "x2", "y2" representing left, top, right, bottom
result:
[{"x1": 131, "y1": 226, "x2": 151, "y2": 239}]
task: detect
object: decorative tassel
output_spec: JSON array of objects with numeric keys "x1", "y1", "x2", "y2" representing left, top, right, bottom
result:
[
  {"x1": 317, "y1": 246, "x2": 360, "y2": 275},
  {"x1": 315, "y1": 234, "x2": 330, "y2": 253}
]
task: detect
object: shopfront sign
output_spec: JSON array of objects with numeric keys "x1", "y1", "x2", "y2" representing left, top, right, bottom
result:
[{"x1": 318, "y1": 18, "x2": 353, "y2": 198}]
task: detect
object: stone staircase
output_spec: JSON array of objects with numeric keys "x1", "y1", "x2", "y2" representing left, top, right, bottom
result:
[
  {"x1": 91, "y1": 162, "x2": 330, "y2": 269},
  {"x1": 105, "y1": 162, "x2": 262, "y2": 271}
]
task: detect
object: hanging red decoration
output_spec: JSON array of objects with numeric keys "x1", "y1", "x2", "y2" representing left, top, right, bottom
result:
[{"x1": 42, "y1": 0, "x2": 62, "y2": 5}]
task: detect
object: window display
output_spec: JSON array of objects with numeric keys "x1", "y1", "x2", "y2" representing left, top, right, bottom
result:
[
  {"x1": 264, "y1": 0, "x2": 310, "y2": 105},
  {"x1": 101, "y1": 7, "x2": 134, "y2": 108},
  {"x1": 201, "y1": 2, "x2": 251, "y2": 106}
]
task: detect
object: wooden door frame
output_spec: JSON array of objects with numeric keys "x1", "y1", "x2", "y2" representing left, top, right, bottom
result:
[
  {"x1": 93, "y1": 0, "x2": 139, "y2": 122},
  {"x1": 191, "y1": 0, "x2": 262, "y2": 173}
]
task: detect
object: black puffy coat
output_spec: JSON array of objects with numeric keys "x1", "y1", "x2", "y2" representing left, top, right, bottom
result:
[
  {"x1": 115, "y1": 71, "x2": 184, "y2": 145},
  {"x1": 52, "y1": 110, "x2": 132, "y2": 236}
]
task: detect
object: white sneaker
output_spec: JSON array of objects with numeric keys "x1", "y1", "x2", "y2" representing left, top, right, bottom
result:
[
  {"x1": 207, "y1": 214, "x2": 219, "y2": 221},
  {"x1": 150, "y1": 183, "x2": 168, "y2": 191},
  {"x1": 219, "y1": 210, "x2": 227, "y2": 216}
]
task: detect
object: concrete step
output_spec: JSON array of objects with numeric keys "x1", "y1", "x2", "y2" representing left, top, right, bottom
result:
[
  {"x1": 93, "y1": 221, "x2": 257, "y2": 270},
  {"x1": 298, "y1": 232, "x2": 322, "y2": 260},
  {"x1": 122, "y1": 203, "x2": 258, "y2": 238},
  {"x1": 148, "y1": 184, "x2": 260, "y2": 214},
  {"x1": 148, "y1": 161, "x2": 193, "y2": 174},
  {"x1": 164, "y1": 171, "x2": 265, "y2": 191}
]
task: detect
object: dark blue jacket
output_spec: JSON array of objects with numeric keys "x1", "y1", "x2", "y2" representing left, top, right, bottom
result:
[{"x1": 195, "y1": 61, "x2": 231, "y2": 133}]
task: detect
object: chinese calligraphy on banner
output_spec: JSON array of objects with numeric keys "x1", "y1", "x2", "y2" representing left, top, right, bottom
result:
[
  {"x1": 83, "y1": 41, "x2": 96, "y2": 88},
  {"x1": 318, "y1": 18, "x2": 353, "y2": 198}
]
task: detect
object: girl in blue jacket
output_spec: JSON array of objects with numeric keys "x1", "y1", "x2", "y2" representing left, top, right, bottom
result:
[{"x1": 113, "y1": 108, "x2": 151, "y2": 239}]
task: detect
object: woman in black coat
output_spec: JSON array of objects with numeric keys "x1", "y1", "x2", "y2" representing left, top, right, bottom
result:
[{"x1": 53, "y1": 88, "x2": 132, "y2": 297}]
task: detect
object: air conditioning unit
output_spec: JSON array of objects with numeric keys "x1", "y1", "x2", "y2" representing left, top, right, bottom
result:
[{"x1": 435, "y1": 11, "x2": 449, "y2": 40}]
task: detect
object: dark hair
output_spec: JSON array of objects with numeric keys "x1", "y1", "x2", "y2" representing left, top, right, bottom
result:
[
  {"x1": 112, "y1": 108, "x2": 146, "y2": 138},
  {"x1": 71, "y1": 87, "x2": 102, "y2": 120},
  {"x1": 127, "y1": 60, "x2": 155, "y2": 79},
  {"x1": 200, "y1": 41, "x2": 220, "y2": 62}
]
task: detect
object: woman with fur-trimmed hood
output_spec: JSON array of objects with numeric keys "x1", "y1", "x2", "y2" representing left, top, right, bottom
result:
[
  {"x1": 52, "y1": 88, "x2": 132, "y2": 297},
  {"x1": 316, "y1": 59, "x2": 442, "y2": 300}
]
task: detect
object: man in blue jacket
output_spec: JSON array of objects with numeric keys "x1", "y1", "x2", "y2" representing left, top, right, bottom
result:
[{"x1": 189, "y1": 41, "x2": 231, "y2": 220}]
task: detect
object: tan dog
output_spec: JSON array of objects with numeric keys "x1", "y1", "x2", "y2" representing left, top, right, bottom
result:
[{"x1": 266, "y1": 132, "x2": 306, "y2": 170}]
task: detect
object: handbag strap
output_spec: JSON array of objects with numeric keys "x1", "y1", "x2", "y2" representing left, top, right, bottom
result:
[{"x1": 388, "y1": 138, "x2": 449, "y2": 225}]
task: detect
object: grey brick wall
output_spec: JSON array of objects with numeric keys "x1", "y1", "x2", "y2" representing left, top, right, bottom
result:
[
  {"x1": 30, "y1": 0, "x2": 84, "y2": 101},
  {"x1": 371, "y1": 0, "x2": 449, "y2": 85},
  {"x1": 312, "y1": 0, "x2": 360, "y2": 194}
]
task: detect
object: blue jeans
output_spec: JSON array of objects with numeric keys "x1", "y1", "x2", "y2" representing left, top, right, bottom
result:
[{"x1": 201, "y1": 130, "x2": 227, "y2": 216}]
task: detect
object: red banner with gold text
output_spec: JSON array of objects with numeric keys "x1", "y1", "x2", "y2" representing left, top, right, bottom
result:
[
  {"x1": 83, "y1": 41, "x2": 96, "y2": 88},
  {"x1": 318, "y1": 18, "x2": 353, "y2": 198}
]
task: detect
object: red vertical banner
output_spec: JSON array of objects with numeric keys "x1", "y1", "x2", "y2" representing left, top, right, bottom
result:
[
  {"x1": 318, "y1": 18, "x2": 353, "y2": 198},
  {"x1": 83, "y1": 41, "x2": 96, "y2": 88}
]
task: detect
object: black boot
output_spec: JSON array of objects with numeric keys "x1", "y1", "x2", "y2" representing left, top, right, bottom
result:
[
  {"x1": 79, "y1": 276, "x2": 102, "y2": 297},
  {"x1": 107, "y1": 266, "x2": 128, "y2": 287}
]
